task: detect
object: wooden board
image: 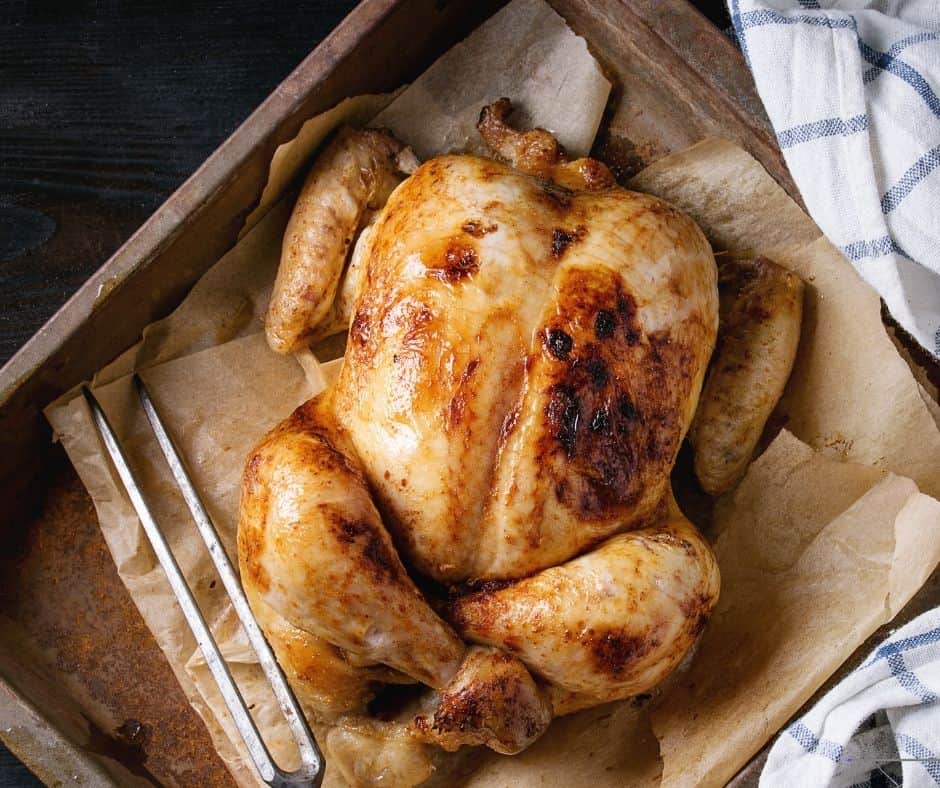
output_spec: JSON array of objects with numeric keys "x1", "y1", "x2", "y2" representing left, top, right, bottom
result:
[{"x1": 0, "y1": 1, "x2": 934, "y2": 785}]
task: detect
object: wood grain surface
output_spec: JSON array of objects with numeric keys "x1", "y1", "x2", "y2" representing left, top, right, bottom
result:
[
  {"x1": 0, "y1": 0, "x2": 360, "y2": 367},
  {"x1": 0, "y1": 1, "x2": 730, "y2": 784}
]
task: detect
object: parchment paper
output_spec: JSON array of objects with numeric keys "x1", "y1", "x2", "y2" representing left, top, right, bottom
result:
[
  {"x1": 369, "y1": 0, "x2": 610, "y2": 160},
  {"x1": 651, "y1": 433, "x2": 940, "y2": 787},
  {"x1": 44, "y1": 0, "x2": 940, "y2": 786}
]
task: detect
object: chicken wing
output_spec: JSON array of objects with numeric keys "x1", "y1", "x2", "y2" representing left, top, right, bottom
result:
[
  {"x1": 690, "y1": 256, "x2": 804, "y2": 495},
  {"x1": 265, "y1": 127, "x2": 410, "y2": 353}
]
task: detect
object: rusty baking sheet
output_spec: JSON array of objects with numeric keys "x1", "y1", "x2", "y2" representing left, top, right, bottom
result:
[{"x1": 1, "y1": 0, "x2": 936, "y2": 785}]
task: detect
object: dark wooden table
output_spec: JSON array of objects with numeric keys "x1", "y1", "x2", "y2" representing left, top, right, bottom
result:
[{"x1": 0, "y1": 1, "x2": 729, "y2": 783}]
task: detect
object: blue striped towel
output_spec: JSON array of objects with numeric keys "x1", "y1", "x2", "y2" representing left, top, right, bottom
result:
[
  {"x1": 760, "y1": 609, "x2": 940, "y2": 787},
  {"x1": 730, "y1": 0, "x2": 940, "y2": 357}
]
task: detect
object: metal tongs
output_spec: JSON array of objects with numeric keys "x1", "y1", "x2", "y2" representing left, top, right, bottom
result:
[{"x1": 83, "y1": 376, "x2": 324, "y2": 788}]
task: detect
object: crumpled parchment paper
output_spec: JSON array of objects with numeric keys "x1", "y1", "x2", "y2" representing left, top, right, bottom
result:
[{"x1": 44, "y1": 0, "x2": 940, "y2": 785}]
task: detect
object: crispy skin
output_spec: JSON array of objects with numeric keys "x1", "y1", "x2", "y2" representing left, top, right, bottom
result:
[
  {"x1": 448, "y1": 509, "x2": 719, "y2": 702},
  {"x1": 239, "y1": 396, "x2": 553, "y2": 756},
  {"x1": 412, "y1": 646, "x2": 552, "y2": 754},
  {"x1": 551, "y1": 157, "x2": 618, "y2": 191},
  {"x1": 237, "y1": 396, "x2": 465, "y2": 689},
  {"x1": 690, "y1": 256, "x2": 804, "y2": 495},
  {"x1": 243, "y1": 586, "x2": 412, "y2": 722},
  {"x1": 337, "y1": 154, "x2": 717, "y2": 582},
  {"x1": 265, "y1": 127, "x2": 407, "y2": 353},
  {"x1": 326, "y1": 719, "x2": 435, "y2": 788},
  {"x1": 477, "y1": 98, "x2": 616, "y2": 191}
]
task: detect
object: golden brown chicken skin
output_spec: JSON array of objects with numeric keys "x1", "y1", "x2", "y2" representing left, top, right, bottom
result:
[
  {"x1": 265, "y1": 127, "x2": 411, "y2": 353},
  {"x1": 690, "y1": 256, "x2": 804, "y2": 495},
  {"x1": 236, "y1": 101, "x2": 803, "y2": 784},
  {"x1": 337, "y1": 153, "x2": 717, "y2": 584},
  {"x1": 239, "y1": 394, "x2": 554, "y2": 760}
]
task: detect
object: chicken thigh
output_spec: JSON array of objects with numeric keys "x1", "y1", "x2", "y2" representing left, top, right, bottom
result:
[{"x1": 238, "y1": 101, "x2": 796, "y2": 783}]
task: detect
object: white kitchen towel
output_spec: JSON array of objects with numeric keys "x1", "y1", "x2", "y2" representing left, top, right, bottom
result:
[
  {"x1": 760, "y1": 608, "x2": 940, "y2": 787},
  {"x1": 729, "y1": 1, "x2": 940, "y2": 357}
]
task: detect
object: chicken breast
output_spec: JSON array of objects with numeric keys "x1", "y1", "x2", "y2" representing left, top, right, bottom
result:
[{"x1": 336, "y1": 153, "x2": 717, "y2": 583}]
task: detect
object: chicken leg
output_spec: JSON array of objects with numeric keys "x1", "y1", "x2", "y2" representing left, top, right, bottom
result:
[
  {"x1": 238, "y1": 395, "x2": 553, "y2": 756},
  {"x1": 448, "y1": 502, "x2": 719, "y2": 704}
]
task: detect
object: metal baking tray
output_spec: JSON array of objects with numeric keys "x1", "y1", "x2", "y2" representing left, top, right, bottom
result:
[{"x1": 1, "y1": 1, "x2": 935, "y2": 784}]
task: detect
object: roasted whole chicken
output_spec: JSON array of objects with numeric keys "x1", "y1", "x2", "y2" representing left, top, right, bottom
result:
[{"x1": 238, "y1": 100, "x2": 802, "y2": 785}]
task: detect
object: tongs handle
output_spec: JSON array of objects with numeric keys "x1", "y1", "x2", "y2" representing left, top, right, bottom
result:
[{"x1": 83, "y1": 378, "x2": 323, "y2": 788}]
